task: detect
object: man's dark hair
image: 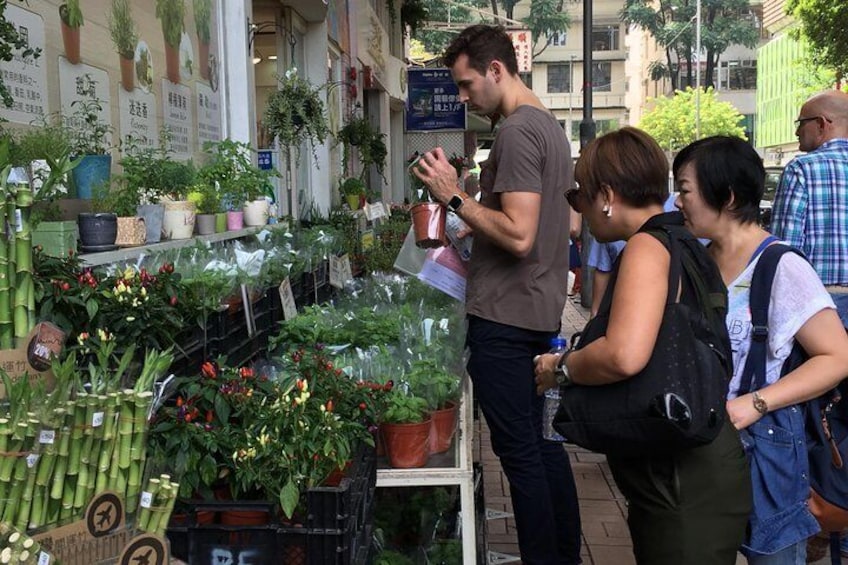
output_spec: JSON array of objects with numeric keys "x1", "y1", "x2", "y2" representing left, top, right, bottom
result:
[
  {"x1": 673, "y1": 136, "x2": 764, "y2": 225},
  {"x1": 442, "y1": 25, "x2": 518, "y2": 76}
]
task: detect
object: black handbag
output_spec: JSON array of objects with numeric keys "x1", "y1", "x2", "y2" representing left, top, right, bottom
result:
[{"x1": 553, "y1": 215, "x2": 732, "y2": 457}]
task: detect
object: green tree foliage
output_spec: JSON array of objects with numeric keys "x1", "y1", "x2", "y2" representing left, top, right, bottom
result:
[
  {"x1": 787, "y1": 0, "x2": 848, "y2": 85},
  {"x1": 621, "y1": 0, "x2": 759, "y2": 91},
  {"x1": 523, "y1": 0, "x2": 571, "y2": 57},
  {"x1": 0, "y1": 1, "x2": 42, "y2": 108},
  {"x1": 414, "y1": 0, "x2": 489, "y2": 56},
  {"x1": 638, "y1": 87, "x2": 746, "y2": 152}
]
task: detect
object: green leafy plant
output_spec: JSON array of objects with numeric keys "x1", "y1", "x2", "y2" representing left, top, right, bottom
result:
[
  {"x1": 186, "y1": 181, "x2": 220, "y2": 214},
  {"x1": 193, "y1": 0, "x2": 212, "y2": 44},
  {"x1": 64, "y1": 98, "x2": 113, "y2": 156},
  {"x1": 198, "y1": 139, "x2": 273, "y2": 209},
  {"x1": 406, "y1": 359, "x2": 460, "y2": 411},
  {"x1": 59, "y1": 0, "x2": 83, "y2": 28},
  {"x1": 337, "y1": 113, "x2": 387, "y2": 181},
  {"x1": 96, "y1": 176, "x2": 140, "y2": 217},
  {"x1": 381, "y1": 390, "x2": 428, "y2": 424},
  {"x1": 156, "y1": 0, "x2": 185, "y2": 48},
  {"x1": 339, "y1": 177, "x2": 366, "y2": 199},
  {"x1": 108, "y1": 0, "x2": 137, "y2": 60},
  {"x1": 263, "y1": 68, "x2": 328, "y2": 161}
]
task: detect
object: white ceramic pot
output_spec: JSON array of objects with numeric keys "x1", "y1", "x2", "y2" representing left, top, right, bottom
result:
[
  {"x1": 243, "y1": 199, "x2": 270, "y2": 227},
  {"x1": 162, "y1": 200, "x2": 197, "y2": 240}
]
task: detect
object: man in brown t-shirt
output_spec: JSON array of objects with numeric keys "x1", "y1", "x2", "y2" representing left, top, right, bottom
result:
[{"x1": 414, "y1": 24, "x2": 581, "y2": 565}]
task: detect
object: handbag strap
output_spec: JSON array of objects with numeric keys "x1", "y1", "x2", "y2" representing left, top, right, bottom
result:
[{"x1": 738, "y1": 243, "x2": 806, "y2": 395}]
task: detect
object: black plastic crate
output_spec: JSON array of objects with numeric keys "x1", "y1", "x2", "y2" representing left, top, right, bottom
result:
[{"x1": 306, "y1": 442, "x2": 377, "y2": 531}]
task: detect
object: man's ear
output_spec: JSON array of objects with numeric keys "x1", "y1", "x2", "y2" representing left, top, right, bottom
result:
[{"x1": 490, "y1": 60, "x2": 503, "y2": 81}]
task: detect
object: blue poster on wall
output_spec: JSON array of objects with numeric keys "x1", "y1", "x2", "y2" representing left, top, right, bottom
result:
[{"x1": 406, "y1": 68, "x2": 466, "y2": 131}]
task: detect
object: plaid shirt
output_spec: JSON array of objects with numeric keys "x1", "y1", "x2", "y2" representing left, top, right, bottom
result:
[{"x1": 771, "y1": 138, "x2": 848, "y2": 285}]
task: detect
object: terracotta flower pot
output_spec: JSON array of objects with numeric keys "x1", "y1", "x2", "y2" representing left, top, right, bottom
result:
[
  {"x1": 119, "y1": 55, "x2": 134, "y2": 92},
  {"x1": 429, "y1": 401, "x2": 458, "y2": 454},
  {"x1": 60, "y1": 21, "x2": 80, "y2": 64},
  {"x1": 220, "y1": 510, "x2": 271, "y2": 526},
  {"x1": 198, "y1": 39, "x2": 210, "y2": 80},
  {"x1": 381, "y1": 417, "x2": 431, "y2": 468},
  {"x1": 410, "y1": 202, "x2": 448, "y2": 249},
  {"x1": 164, "y1": 42, "x2": 180, "y2": 84}
]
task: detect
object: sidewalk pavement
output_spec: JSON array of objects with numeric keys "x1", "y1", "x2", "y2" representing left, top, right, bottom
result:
[{"x1": 480, "y1": 296, "x2": 839, "y2": 565}]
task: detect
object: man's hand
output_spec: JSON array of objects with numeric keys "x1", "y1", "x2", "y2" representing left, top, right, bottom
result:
[
  {"x1": 412, "y1": 147, "x2": 459, "y2": 204},
  {"x1": 534, "y1": 353, "x2": 560, "y2": 395}
]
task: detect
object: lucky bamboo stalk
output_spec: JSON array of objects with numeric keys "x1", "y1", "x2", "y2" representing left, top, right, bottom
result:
[
  {"x1": 13, "y1": 179, "x2": 32, "y2": 339},
  {"x1": 136, "y1": 476, "x2": 161, "y2": 533},
  {"x1": 67, "y1": 393, "x2": 87, "y2": 476},
  {"x1": 96, "y1": 393, "x2": 119, "y2": 493},
  {"x1": 3, "y1": 422, "x2": 33, "y2": 528},
  {"x1": 126, "y1": 391, "x2": 153, "y2": 515},
  {"x1": 5, "y1": 199, "x2": 15, "y2": 345}
]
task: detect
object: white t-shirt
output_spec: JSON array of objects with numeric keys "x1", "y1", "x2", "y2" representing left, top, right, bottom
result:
[{"x1": 726, "y1": 249, "x2": 835, "y2": 399}]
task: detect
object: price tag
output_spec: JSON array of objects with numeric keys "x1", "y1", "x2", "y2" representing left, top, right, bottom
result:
[
  {"x1": 26, "y1": 453, "x2": 39, "y2": 468},
  {"x1": 38, "y1": 430, "x2": 55, "y2": 444},
  {"x1": 140, "y1": 491, "x2": 153, "y2": 508},
  {"x1": 279, "y1": 278, "x2": 297, "y2": 321},
  {"x1": 92, "y1": 412, "x2": 104, "y2": 427},
  {"x1": 14, "y1": 208, "x2": 22, "y2": 233},
  {"x1": 364, "y1": 201, "x2": 387, "y2": 221},
  {"x1": 38, "y1": 552, "x2": 51, "y2": 565},
  {"x1": 329, "y1": 254, "x2": 353, "y2": 289}
]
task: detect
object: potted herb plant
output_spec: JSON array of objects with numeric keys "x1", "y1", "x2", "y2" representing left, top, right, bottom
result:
[
  {"x1": 96, "y1": 177, "x2": 146, "y2": 247},
  {"x1": 339, "y1": 177, "x2": 365, "y2": 210},
  {"x1": 158, "y1": 158, "x2": 197, "y2": 239},
  {"x1": 407, "y1": 359, "x2": 461, "y2": 454},
  {"x1": 65, "y1": 98, "x2": 114, "y2": 200},
  {"x1": 263, "y1": 68, "x2": 328, "y2": 163},
  {"x1": 186, "y1": 181, "x2": 219, "y2": 235},
  {"x1": 108, "y1": 0, "x2": 138, "y2": 93},
  {"x1": 193, "y1": 0, "x2": 212, "y2": 80},
  {"x1": 59, "y1": 0, "x2": 83, "y2": 65},
  {"x1": 198, "y1": 139, "x2": 268, "y2": 230},
  {"x1": 156, "y1": 0, "x2": 185, "y2": 84},
  {"x1": 380, "y1": 390, "x2": 430, "y2": 469}
]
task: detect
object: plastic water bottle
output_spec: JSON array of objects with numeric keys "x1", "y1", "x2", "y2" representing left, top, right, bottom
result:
[{"x1": 542, "y1": 336, "x2": 568, "y2": 442}]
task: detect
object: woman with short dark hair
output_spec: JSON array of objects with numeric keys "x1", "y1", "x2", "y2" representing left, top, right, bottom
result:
[
  {"x1": 536, "y1": 127, "x2": 752, "y2": 564},
  {"x1": 674, "y1": 135, "x2": 848, "y2": 564}
]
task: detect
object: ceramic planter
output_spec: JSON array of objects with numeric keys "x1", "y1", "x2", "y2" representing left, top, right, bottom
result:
[
  {"x1": 346, "y1": 194, "x2": 362, "y2": 210},
  {"x1": 226, "y1": 210, "x2": 244, "y2": 231},
  {"x1": 215, "y1": 212, "x2": 227, "y2": 233},
  {"x1": 196, "y1": 213, "x2": 216, "y2": 235},
  {"x1": 32, "y1": 220, "x2": 79, "y2": 258},
  {"x1": 429, "y1": 401, "x2": 458, "y2": 454},
  {"x1": 72, "y1": 154, "x2": 111, "y2": 200},
  {"x1": 162, "y1": 200, "x2": 196, "y2": 240},
  {"x1": 77, "y1": 213, "x2": 117, "y2": 252},
  {"x1": 381, "y1": 417, "x2": 431, "y2": 468},
  {"x1": 137, "y1": 204, "x2": 164, "y2": 244},
  {"x1": 115, "y1": 216, "x2": 146, "y2": 247},
  {"x1": 243, "y1": 199, "x2": 269, "y2": 227},
  {"x1": 410, "y1": 202, "x2": 448, "y2": 249}
]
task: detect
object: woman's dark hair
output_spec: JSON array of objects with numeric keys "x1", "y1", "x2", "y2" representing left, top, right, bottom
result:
[
  {"x1": 574, "y1": 127, "x2": 668, "y2": 208},
  {"x1": 442, "y1": 25, "x2": 518, "y2": 76},
  {"x1": 672, "y1": 136, "x2": 764, "y2": 225}
]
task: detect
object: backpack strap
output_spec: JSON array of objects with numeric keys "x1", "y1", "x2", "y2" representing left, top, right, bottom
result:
[{"x1": 738, "y1": 243, "x2": 807, "y2": 395}]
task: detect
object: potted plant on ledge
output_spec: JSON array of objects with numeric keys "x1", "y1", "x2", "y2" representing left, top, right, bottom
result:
[
  {"x1": 109, "y1": 0, "x2": 138, "y2": 92},
  {"x1": 380, "y1": 390, "x2": 430, "y2": 469},
  {"x1": 66, "y1": 98, "x2": 114, "y2": 200},
  {"x1": 186, "y1": 180, "x2": 220, "y2": 235},
  {"x1": 339, "y1": 177, "x2": 365, "y2": 210}
]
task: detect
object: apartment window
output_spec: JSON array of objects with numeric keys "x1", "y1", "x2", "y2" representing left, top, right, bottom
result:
[
  {"x1": 591, "y1": 62, "x2": 612, "y2": 92},
  {"x1": 592, "y1": 25, "x2": 619, "y2": 51},
  {"x1": 716, "y1": 60, "x2": 757, "y2": 91},
  {"x1": 549, "y1": 31, "x2": 567, "y2": 46},
  {"x1": 520, "y1": 72, "x2": 533, "y2": 89},
  {"x1": 547, "y1": 63, "x2": 572, "y2": 93},
  {"x1": 569, "y1": 119, "x2": 619, "y2": 140}
]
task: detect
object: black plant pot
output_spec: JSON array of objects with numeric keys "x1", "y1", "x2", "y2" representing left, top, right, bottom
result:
[{"x1": 78, "y1": 212, "x2": 118, "y2": 252}]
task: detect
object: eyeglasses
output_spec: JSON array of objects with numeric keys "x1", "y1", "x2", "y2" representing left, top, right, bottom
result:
[
  {"x1": 565, "y1": 188, "x2": 583, "y2": 212},
  {"x1": 794, "y1": 115, "x2": 833, "y2": 128}
]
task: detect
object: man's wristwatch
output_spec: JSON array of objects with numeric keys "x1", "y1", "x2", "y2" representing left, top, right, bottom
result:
[
  {"x1": 752, "y1": 391, "x2": 769, "y2": 415},
  {"x1": 447, "y1": 192, "x2": 468, "y2": 213},
  {"x1": 555, "y1": 352, "x2": 573, "y2": 387}
]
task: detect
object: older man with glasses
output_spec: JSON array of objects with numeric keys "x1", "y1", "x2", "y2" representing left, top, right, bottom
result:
[{"x1": 771, "y1": 89, "x2": 848, "y2": 330}]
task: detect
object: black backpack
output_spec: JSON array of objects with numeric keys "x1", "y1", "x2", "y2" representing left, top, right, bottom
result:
[{"x1": 745, "y1": 243, "x2": 848, "y2": 563}]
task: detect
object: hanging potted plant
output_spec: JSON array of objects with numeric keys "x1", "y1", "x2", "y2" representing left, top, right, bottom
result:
[
  {"x1": 336, "y1": 113, "x2": 387, "y2": 183},
  {"x1": 59, "y1": 0, "x2": 83, "y2": 65},
  {"x1": 339, "y1": 177, "x2": 365, "y2": 210},
  {"x1": 193, "y1": 0, "x2": 212, "y2": 80},
  {"x1": 263, "y1": 67, "x2": 328, "y2": 163},
  {"x1": 108, "y1": 0, "x2": 138, "y2": 93},
  {"x1": 65, "y1": 98, "x2": 114, "y2": 201},
  {"x1": 407, "y1": 153, "x2": 447, "y2": 249},
  {"x1": 380, "y1": 390, "x2": 430, "y2": 469},
  {"x1": 156, "y1": 0, "x2": 185, "y2": 84}
]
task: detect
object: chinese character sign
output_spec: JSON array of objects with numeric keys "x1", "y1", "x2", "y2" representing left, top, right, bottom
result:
[
  {"x1": 161, "y1": 80, "x2": 194, "y2": 161},
  {"x1": 505, "y1": 30, "x2": 533, "y2": 74},
  {"x1": 0, "y1": 4, "x2": 48, "y2": 124},
  {"x1": 406, "y1": 68, "x2": 465, "y2": 131}
]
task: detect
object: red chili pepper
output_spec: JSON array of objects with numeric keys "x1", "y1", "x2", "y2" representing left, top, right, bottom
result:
[
  {"x1": 176, "y1": 396, "x2": 184, "y2": 407},
  {"x1": 169, "y1": 296, "x2": 178, "y2": 306},
  {"x1": 239, "y1": 367, "x2": 254, "y2": 379},
  {"x1": 359, "y1": 402, "x2": 367, "y2": 411},
  {"x1": 206, "y1": 409, "x2": 214, "y2": 423},
  {"x1": 61, "y1": 282, "x2": 70, "y2": 291},
  {"x1": 201, "y1": 361, "x2": 217, "y2": 379},
  {"x1": 326, "y1": 400, "x2": 334, "y2": 412},
  {"x1": 296, "y1": 379, "x2": 305, "y2": 391}
]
